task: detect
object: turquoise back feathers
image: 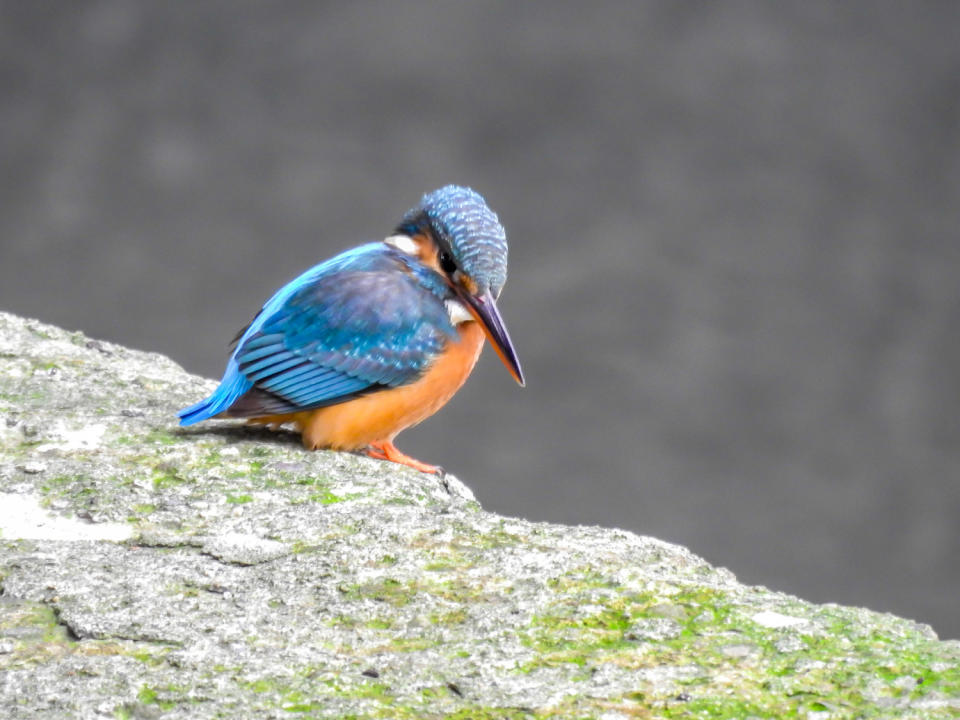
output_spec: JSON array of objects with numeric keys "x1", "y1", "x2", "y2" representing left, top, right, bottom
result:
[{"x1": 178, "y1": 185, "x2": 513, "y2": 426}]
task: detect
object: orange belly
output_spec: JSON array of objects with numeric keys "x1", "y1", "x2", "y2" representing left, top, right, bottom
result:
[{"x1": 251, "y1": 322, "x2": 485, "y2": 451}]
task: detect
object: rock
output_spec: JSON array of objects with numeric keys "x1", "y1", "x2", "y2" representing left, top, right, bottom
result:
[{"x1": 0, "y1": 310, "x2": 957, "y2": 719}]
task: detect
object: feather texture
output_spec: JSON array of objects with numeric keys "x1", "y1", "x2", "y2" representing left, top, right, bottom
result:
[{"x1": 178, "y1": 243, "x2": 458, "y2": 424}]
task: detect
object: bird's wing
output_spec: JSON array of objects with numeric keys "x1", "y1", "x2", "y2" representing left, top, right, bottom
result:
[{"x1": 225, "y1": 266, "x2": 455, "y2": 417}]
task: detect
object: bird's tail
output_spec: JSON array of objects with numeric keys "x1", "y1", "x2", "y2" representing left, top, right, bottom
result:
[{"x1": 178, "y1": 364, "x2": 253, "y2": 426}]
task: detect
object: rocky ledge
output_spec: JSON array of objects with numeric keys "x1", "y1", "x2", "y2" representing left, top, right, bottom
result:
[{"x1": 0, "y1": 311, "x2": 957, "y2": 719}]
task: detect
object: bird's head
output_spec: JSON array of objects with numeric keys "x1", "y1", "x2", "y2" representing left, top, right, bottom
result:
[{"x1": 387, "y1": 185, "x2": 524, "y2": 386}]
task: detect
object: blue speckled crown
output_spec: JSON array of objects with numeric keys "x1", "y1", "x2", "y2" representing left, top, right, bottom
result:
[{"x1": 410, "y1": 185, "x2": 509, "y2": 295}]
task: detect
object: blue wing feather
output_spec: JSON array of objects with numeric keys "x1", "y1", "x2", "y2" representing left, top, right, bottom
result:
[{"x1": 179, "y1": 243, "x2": 456, "y2": 425}]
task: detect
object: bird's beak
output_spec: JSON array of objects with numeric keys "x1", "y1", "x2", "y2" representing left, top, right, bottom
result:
[{"x1": 459, "y1": 288, "x2": 525, "y2": 386}]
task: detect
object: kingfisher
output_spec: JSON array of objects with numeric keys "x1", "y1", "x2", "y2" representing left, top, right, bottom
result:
[{"x1": 178, "y1": 185, "x2": 524, "y2": 474}]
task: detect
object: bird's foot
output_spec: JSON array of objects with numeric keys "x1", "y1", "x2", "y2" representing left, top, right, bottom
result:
[{"x1": 364, "y1": 441, "x2": 444, "y2": 476}]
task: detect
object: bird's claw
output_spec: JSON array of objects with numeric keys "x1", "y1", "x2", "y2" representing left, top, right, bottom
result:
[{"x1": 363, "y1": 441, "x2": 443, "y2": 476}]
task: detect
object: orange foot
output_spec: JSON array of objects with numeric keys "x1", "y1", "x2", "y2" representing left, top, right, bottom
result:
[{"x1": 364, "y1": 440, "x2": 443, "y2": 476}]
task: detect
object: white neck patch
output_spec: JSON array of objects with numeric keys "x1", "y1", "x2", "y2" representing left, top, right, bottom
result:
[
  {"x1": 445, "y1": 298, "x2": 474, "y2": 325},
  {"x1": 384, "y1": 234, "x2": 419, "y2": 256}
]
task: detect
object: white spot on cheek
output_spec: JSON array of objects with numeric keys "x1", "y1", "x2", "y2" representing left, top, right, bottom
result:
[
  {"x1": 445, "y1": 299, "x2": 474, "y2": 325},
  {"x1": 384, "y1": 234, "x2": 419, "y2": 256}
]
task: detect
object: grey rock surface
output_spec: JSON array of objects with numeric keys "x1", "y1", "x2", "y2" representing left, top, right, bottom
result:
[
  {"x1": 3, "y1": 3, "x2": 959, "y2": 638},
  {"x1": 0, "y1": 310, "x2": 958, "y2": 719}
]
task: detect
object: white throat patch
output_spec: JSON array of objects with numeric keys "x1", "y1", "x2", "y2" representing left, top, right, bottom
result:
[
  {"x1": 445, "y1": 298, "x2": 474, "y2": 325},
  {"x1": 384, "y1": 234, "x2": 419, "y2": 256}
]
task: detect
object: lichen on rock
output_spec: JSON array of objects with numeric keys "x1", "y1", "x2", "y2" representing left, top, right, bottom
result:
[{"x1": 1, "y1": 311, "x2": 958, "y2": 719}]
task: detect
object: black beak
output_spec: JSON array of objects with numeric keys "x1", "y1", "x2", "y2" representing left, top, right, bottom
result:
[{"x1": 459, "y1": 288, "x2": 525, "y2": 386}]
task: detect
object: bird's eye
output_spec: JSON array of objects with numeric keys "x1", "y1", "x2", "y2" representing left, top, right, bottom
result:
[{"x1": 438, "y1": 251, "x2": 457, "y2": 274}]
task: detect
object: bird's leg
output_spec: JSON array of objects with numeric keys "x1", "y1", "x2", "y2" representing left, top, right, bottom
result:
[{"x1": 364, "y1": 440, "x2": 443, "y2": 476}]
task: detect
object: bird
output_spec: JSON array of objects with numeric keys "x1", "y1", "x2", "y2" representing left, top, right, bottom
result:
[{"x1": 178, "y1": 185, "x2": 524, "y2": 474}]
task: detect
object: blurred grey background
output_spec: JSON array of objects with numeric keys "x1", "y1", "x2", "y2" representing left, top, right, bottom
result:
[{"x1": 1, "y1": 2, "x2": 958, "y2": 637}]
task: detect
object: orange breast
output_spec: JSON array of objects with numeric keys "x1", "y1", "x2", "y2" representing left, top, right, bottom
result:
[{"x1": 287, "y1": 322, "x2": 485, "y2": 451}]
